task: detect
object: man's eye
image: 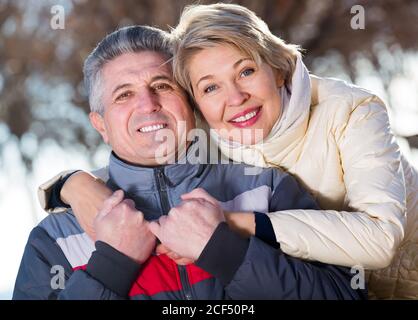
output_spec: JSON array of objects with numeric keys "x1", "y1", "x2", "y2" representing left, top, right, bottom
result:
[
  {"x1": 204, "y1": 84, "x2": 217, "y2": 94},
  {"x1": 116, "y1": 91, "x2": 132, "y2": 101},
  {"x1": 153, "y1": 83, "x2": 172, "y2": 91},
  {"x1": 240, "y1": 68, "x2": 255, "y2": 77}
]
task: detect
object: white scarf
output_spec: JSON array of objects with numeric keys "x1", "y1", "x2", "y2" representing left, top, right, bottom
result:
[{"x1": 209, "y1": 54, "x2": 312, "y2": 169}]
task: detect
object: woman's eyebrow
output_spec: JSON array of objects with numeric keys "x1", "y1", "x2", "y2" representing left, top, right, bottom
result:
[
  {"x1": 233, "y1": 58, "x2": 252, "y2": 68},
  {"x1": 196, "y1": 75, "x2": 214, "y2": 88},
  {"x1": 196, "y1": 58, "x2": 253, "y2": 87}
]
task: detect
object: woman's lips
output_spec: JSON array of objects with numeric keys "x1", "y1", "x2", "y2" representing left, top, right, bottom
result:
[{"x1": 228, "y1": 107, "x2": 262, "y2": 128}]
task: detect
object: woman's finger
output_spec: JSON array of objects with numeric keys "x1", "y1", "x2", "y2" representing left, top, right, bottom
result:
[{"x1": 96, "y1": 190, "x2": 125, "y2": 219}]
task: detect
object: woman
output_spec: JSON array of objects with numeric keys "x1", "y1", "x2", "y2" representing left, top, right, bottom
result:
[
  {"x1": 42, "y1": 4, "x2": 418, "y2": 299},
  {"x1": 169, "y1": 3, "x2": 418, "y2": 299}
]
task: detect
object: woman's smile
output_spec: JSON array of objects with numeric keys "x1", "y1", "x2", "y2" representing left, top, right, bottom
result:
[
  {"x1": 188, "y1": 44, "x2": 284, "y2": 145},
  {"x1": 228, "y1": 106, "x2": 262, "y2": 128}
]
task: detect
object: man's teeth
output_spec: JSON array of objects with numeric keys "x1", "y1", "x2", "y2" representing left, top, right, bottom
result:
[
  {"x1": 231, "y1": 110, "x2": 258, "y2": 123},
  {"x1": 139, "y1": 124, "x2": 165, "y2": 133}
]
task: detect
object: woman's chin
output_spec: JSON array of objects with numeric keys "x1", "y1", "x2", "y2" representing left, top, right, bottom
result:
[
  {"x1": 232, "y1": 133, "x2": 267, "y2": 146},
  {"x1": 241, "y1": 129, "x2": 269, "y2": 145}
]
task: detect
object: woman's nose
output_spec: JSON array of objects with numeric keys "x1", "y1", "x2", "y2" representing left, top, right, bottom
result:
[{"x1": 226, "y1": 83, "x2": 249, "y2": 107}]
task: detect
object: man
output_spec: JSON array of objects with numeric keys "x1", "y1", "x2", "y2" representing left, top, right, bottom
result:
[{"x1": 13, "y1": 25, "x2": 366, "y2": 300}]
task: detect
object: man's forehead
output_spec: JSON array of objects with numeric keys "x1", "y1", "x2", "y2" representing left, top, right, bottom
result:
[{"x1": 103, "y1": 51, "x2": 173, "y2": 82}]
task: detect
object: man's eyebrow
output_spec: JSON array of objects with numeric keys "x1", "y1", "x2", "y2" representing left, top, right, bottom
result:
[
  {"x1": 111, "y1": 74, "x2": 173, "y2": 96},
  {"x1": 112, "y1": 83, "x2": 131, "y2": 96},
  {"x1": 195, "y1": 58, "x2": 253, "y2": 88},
  {"x1": 150, "y1": 75, "x2": 174, "y2": 83}
]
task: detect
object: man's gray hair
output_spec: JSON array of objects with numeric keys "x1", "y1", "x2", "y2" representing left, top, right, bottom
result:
[{"x1": 83, "y1": 25, "x2": 172, "y2": 115}]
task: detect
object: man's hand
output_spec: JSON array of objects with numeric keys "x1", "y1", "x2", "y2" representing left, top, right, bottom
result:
[
  {"x1": 149, "y1": 196, "x2": 225, "y2": 261},
  {"x1": 61, "y1": 171, "x2": 113, "y2": 240},
  {"x1": 95, "y1": 190, "x2": 156, "y2": 264}
]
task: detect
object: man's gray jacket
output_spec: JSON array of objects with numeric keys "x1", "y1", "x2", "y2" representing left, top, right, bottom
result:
[{"x1": 13, "y1": 152, "x2": 367, "y2": 300}]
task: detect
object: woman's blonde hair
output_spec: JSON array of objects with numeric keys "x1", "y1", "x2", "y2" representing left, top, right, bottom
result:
[{"x1": 171, "y1": 3, "x2": 300, "y2": 97}]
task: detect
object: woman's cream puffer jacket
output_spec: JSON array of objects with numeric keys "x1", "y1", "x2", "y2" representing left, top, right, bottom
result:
[{"x1": 215, "y1": 75, "x2": 418, "y2": 299}]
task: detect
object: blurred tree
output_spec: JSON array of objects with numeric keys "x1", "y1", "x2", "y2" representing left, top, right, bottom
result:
[{"x1": 0, "y1": 0, "x2": 417, "y2": 171}]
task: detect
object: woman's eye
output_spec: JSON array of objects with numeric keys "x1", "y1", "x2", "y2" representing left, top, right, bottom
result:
[
  {"x1": 240, "y1": 68, "x2": 255, "y2": 77},
  {"x1": 116, "y1": 91, "x2": 132, "y2": 102},
  {"x1": 204, "y1": 84, "x2": 217, "y2": 94}
]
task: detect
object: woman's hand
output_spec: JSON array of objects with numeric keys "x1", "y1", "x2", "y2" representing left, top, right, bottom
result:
[
  {"x1": 61, "y1": 171, "x2": 113, "y2": 240},
  {"x1": 153, "y1": 187, "x2": 256, "y2": 265},
  {"x1": 153, "y1": 210, "x2": 256, "y2": 266},
  {"x1": 181, "y1": 188, "x2": 255, "y2": 237},
  {"x1": 155, "y1": 243, "x2": 194, "y2": 265}
]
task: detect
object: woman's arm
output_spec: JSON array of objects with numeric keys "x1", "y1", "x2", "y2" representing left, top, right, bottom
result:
[
  {"x1": 224, "y1": 212, "x2": 255, "y2": 237},
  {"x1": 60, "y1": 171, "x2": 112, "y2": 240},
  {"x1": 264, "y1": 98, "x2": 406, "y2": 269},
  {"x1": 45, "y1": 172, "x2": 259, "y2": 241}
]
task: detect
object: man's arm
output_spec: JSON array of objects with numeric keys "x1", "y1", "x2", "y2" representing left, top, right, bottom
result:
[
  {"x1": 13, "y1": 226, "x2": 139, "y2": 300},
  {"x1": 14, "y1": 191, "x2": 156, "y2": 300},
  {"x1": 195, "y1": 222, "x2": 367, "y2": 300}
]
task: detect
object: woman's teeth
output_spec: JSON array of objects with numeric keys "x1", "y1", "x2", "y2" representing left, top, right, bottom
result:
[
  {"x1": 231, "y1": 110, "x2": 258, "y2": 123},
  {"x1": 139, "y1": 124, "x2": 166, "y2": 133}
]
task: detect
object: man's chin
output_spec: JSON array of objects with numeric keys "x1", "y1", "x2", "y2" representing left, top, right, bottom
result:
[{"x1": 129, "y1": 145, "x2": 178, "y2": 166}]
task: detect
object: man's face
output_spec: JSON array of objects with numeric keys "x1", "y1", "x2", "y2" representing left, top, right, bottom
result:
[{"x1": 90, "y1": 51, "x2": 196, "y2": 165}]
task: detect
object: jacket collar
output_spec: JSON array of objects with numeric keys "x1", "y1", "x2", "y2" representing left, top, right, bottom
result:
[{"x1": 107, "y1": 142, "x2": 206, "y2": 193}]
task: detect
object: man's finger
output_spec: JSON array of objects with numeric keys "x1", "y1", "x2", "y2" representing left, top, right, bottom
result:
[
  {"x1": 148, "y1": 221, "x2": 161, "y2": 239},
  {"x1": 181, "y1": 188, "x2": 218, "y2": 206},
  {"x1": 156, "y1": 243, "x2": 170, "y2": 255},
  {"x1": 173, "y1": 257, "x2": 194, "y2": 266},
  {"x1": 121, "y1": 198, "x2": 136, "y2": 209},
  {"x1": 166, "y1": 251, "x2": 181, "y2": 260}
]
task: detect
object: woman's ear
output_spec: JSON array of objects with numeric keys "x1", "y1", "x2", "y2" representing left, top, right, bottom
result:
[
  {"x1": 275, "y1": 70, "x2": 285, "y2": 88},
  {"x1": 89, "y1": 112, "x2": 109, "y2": 143}
]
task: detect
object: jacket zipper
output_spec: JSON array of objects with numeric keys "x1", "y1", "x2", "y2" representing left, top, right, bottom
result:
[
  {"x1": 153, "y1": 168, "x2": 193, "y2": 299},
  {"x1": 178, "y1": 265, "x2": 193, "y2": 300},
  {"x1": 154, "y1": 167, "x2": 170, "y2": 214}
]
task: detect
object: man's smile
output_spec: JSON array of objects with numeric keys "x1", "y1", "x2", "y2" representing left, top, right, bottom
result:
[{"x1": 137, "y1": 123, "x2": 168, "y2": 133}]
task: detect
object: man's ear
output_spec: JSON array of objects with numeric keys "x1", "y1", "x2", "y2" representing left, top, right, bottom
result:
[{"x1": 89, "y1": 112, "x2": 109, "y2": 143}]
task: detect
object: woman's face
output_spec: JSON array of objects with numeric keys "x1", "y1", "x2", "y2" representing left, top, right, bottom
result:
[{"x1": 188, "y1": 44, "x2": 284, "y2": 145}]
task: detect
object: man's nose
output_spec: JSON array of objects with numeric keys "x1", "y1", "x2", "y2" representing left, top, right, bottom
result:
[
  {"x1": 135, "y1": 89, "x2": 161, "y2": 113},
  {"x1": 226, "y1": 83, "x2": 249, "y2": 107}
]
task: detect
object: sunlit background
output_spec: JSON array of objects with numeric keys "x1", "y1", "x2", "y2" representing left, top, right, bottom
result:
[{"x1": 0, "y1": 0, "x2": 417, "y2": 299}]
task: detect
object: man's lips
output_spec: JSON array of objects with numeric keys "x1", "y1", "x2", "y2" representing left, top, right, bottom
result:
[
  {"x1": 137, "y1": 122, "x2": 168, "y2": 133},
  {"x1": 228, "y1": 107, "x2": 262, "y2": 128}
]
